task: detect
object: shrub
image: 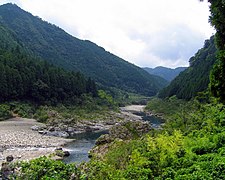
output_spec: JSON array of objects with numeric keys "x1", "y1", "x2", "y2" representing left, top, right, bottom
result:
[
  {"x1": 0, "y1": 104, "x2": 12, "y2": 120},
  {"x1": 12, "y1": 156, "x2": 81, "y2": 180},
  {"x1": 33, "y1": 106, "x2": 49, "y2": 123}
]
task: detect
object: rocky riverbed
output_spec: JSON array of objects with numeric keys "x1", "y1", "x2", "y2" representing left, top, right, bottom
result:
[
  {"x1": 0, "y1": 105, "x2": 159, "y2": 167},
  {"x1": 89, "y1": 120, "x2": 151, "y2": 159},
  {"x1": 30, "y1": 108, "x2": 146, "y2": 139},
  {"x1": 88, "y1": 105, "x2": 165, "y2": 160},
  {"x1": 0, "y1": 117, "x2": 73, "y2": 165}
]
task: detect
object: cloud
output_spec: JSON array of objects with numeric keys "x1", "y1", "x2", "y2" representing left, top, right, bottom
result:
[
  {"x1": 150, "y1": 25, "x2": 203, "y2": 59},
  {"x1": 0, "y1": 0, "x2": 215, "y2": 68}
]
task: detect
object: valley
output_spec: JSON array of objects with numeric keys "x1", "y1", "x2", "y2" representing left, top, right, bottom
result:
[{"x1": 0, "y1": 1, "x2": 225, "y2": 179}]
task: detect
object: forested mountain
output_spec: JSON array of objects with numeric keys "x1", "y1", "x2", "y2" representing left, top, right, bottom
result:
[
  {"x1": 158, "y1": 36, "x2": 217, "y2": 100},
  {"x1": 0, "y1": 23, "x2": 97, "y2": 104},
  {"x1": 143, "y1": 66, "x2": 187, "y2": 82},
  {"x1": 0, "y1": 3, "x2": 168, "y2": 96}
]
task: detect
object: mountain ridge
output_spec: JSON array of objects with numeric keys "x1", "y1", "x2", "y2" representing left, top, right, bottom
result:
[
  {"x1": 143, "y1": 66, "x2": 187, "y2": 82},
  {"x1": 0, "y1": 3, "x2": 168, "y2": 96},
  {"x1": 0, "y1": 22, "x2": 97, "y2": 104}
]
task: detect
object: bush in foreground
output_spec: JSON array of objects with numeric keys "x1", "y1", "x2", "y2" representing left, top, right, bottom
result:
[{"x1": 12, "y1": 156, "x2": 81, "y2": 180}]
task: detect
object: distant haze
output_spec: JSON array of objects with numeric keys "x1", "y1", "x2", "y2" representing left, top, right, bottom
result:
[
  {"x1": 0, "y1": 0, "x2": 215, "y2": 68},
  {"x1": 143, "y1": 66, "x2": 187, "y2": 82}
]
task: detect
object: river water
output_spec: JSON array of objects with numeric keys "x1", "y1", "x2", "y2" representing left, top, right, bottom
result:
[
  {"x1": 63, "y1": 130, "x2": 108, "y2": 164},
  {"x1": 63, "y1": 105, "x2": 163, "y2": 164}
]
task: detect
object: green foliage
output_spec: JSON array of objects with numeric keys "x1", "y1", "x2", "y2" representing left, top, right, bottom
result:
[
  {"x1": 210, "y1": 50, "x2": 225, "y2": 102},
  {"x1": 33, "y1": 106, "x2": 49, "y2": 123},
  {"x1": 0, "y1": 101, "x2": 38, "y2": 120},
  {"x1": 105, "y1": 140, "x2": 139, "y2": 170},
  {"x1": 146, "y1": 97, "x2": 225, "y2": 134},
  {"x1": 84, "y1": 160, "x2": 124, "y2": 180},
  {"x1": 31, "y1": 97, "x2": 116, "y2": 123},
  {"x1": 202, "y1": 0, "x2": 225, "y2": 103},
  {"x1": 0, "y1": 95, "x2": 115, "y2": 122},
  {"x1": 9, "y1": 101, "x2": 36, "y2": 118},
  {"x1": 158, "y1": 36, "x2": 217, "y2": 100},
  {"x1": 207, "y1": 0, "x2": 225, "y2": 51},
  {"x1": 86, "y1": 131, "x2": 187, "y2": 179},
  {"x1": 84, "y1": 98, "x2": 225, "y2": 179},
  {"x1": 0, "y1": 104, "x2": 12, "y2": 120},
  {"x1": 0, "y1": 35, "x2": 97, "y2": 105},
  {"x1": 99, "y1": 86, "x2": 149, "y2": 106},
  {"x1": 145, "y1": 96, "x2": 193, "y2": 120},
  {"x1": 2, "y1": 88, "x2": 224, "y2": 180},
  {"x1": 97, "y1": 90, "x2": 117, "y2": 109},
  {"x1": 0, "y1": 7, "x2": 98, "y2": 105},
  {"x1": 13, "y1": 156, "x2": 81, "y2": 180},
  {"x1": 0, "y1": 3, "x2": 168, "y2": 96}
]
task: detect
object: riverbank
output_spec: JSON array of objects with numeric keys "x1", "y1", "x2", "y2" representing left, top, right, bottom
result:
[
  {"x1": 0, "y1": 105, "x2": 159, "y2": 165},
  {"x1": 0, "y1": 118, "x2": 73, "y2": 164},
  {"x1": 32, "y1": 107, "x2": 147, "y2": 138}
]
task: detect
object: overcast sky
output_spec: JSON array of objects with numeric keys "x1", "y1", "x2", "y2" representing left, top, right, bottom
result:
[{"x1": 1, "y1": 0, "x2": 215, "y2": 68}]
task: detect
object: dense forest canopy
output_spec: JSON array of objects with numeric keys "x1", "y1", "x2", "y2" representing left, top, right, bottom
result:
[{"x1": 0, "y1": 24, "x2": 97, "y2": 105}]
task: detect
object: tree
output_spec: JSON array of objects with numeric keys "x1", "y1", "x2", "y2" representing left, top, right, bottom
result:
[
  {"x1": 0, "y1": 63, "x2": 7, "y2": 101},
  {"x1": 200, "y1": 0, "x2": 225, "y2": 102}
]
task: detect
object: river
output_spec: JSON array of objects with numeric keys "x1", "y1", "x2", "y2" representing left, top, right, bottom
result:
[{"x1": 63, "y1": 105, "x2": 163, "y2": 164}]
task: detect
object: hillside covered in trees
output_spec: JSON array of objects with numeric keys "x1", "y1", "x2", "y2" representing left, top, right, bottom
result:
[
  {"x1": 1, "y1": 1, "x2": 225, "y2": 179},
  {"x1": 158, "y1": 36, "x2": 217, "y2": 100},
  {"x1": 0, "y1": 3, "x2": 168, "y2": 97},
  {"x1": 0, "y1": 23, "x2": 97, "y2": 105}
]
